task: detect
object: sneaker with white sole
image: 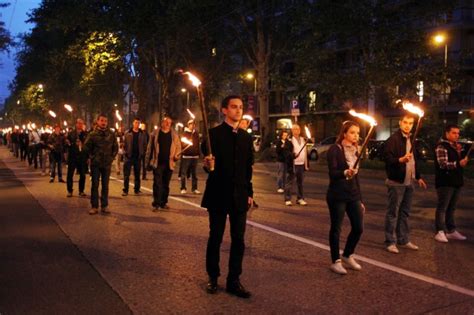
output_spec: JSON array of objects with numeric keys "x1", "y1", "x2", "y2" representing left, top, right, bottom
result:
[
  {"x1": 297, "y1": 199, "x2": 307, "y2": 206},
  {"x1": 180, "y1": 189, "x2": 187, "y2": 194},
  {"x1": 277, "y1": 188, "x2": 284, "y2": 193},
  {"x1": 342, "y1": 255, "x2": 362, "y2": 271},
  {"x1": 446, "y1": 230, "x2": 467, "y2": 241},
  {"x1": 434, "y1": 231, "x2": 448, "y2": 243},
  {"x1": 400, "y1": 242, "x2": 419, "y2": 250},
  {"x1": 386, "y1": 244, "x2": 399, "y2": 254},
  {"x1": 330, "y1": 259, "x2": 347, "y2": 275},
  {"x1": 192, "y1": 189, "x2": 201, "y2": 194},
  {"x1": 285, "y1": 201, "x2": 292, "y2": 206}
]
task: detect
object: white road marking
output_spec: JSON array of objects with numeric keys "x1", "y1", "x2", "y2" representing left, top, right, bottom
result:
[{"x1": 6, "y1": 169, "x2": 474, "y2": 298}]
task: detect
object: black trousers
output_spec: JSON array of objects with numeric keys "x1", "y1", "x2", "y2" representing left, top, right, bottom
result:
[
  {"x1": 327, "y1": 199, "x2": 364, "y2": 263},
  {"x1": 50, "y1": 151, "x2": 63, "y2": 179},
  {"x1": 180, "y1": 158, "x2": 198, "y2": 190},
  {"x1": 28, "y1": 145, "x2": 39, "y2": 168},
  {"x1": 67, "y1": 159, "x2": 87, "y2": 193},
  {"x1": 123, "y1": 157, "x2": 141, "y2": 193},
  {"x1": 152, "y1": 164, "x2": 173, "y2": 207},
  {"x1": 20, "y1": 144, "x2": 28, "y2": 161},
  {"x1": 206, "y1": 209, "x2": 247, "y2": 282},
  {"x1": 90, "y1": 165, "x2": 111, "y2": 208}
]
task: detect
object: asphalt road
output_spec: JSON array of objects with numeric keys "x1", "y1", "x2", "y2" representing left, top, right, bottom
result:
[{"x1": 1, "y1": 146, "x2": 473, "y2": 314}]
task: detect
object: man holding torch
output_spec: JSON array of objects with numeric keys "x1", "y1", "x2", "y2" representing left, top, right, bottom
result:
[
  {"x1": 201, "y1": 95, "x2": 254, "y2": 299},
  {"x1": 383, "y1": 113, "x2": 427, "y2": 254},
  {"x1": 180, "y1": 119, "x2": 201, "y2": 195}
]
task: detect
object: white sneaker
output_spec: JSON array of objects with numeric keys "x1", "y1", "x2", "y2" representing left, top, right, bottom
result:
[
  {"x1": 342, "y1": 255, "x2": 362, "y2": 271},
  {"x1": 434, "y1": 231, "x2": 449, "y2": 243},
  {"x1": 180, "y1": 189, "x2": 187, "y2": 194},
  {"x1": 285, "y1": 201, "x2": 292, "y2": 206},
  {"x1": 330, "y1": 260, "x2": 347, "y2": 275},
  {"x1": 446, "y1": 230, "x2": 467, "y2": 241},
  {"x1": 277, "y1": 188, "x2": 284, "y2": 193},
  {"x1": 386, "y1": 244, "x2": 399, "y2": 254},
  {"x1": 192, "y1": 189, "x2": 201, "y2": 194},
  {"x1": 297, "y1": 199, "x2": 307, "y2": 206},
  {"x1": 400, "y1": 242, "x2": 419, "y2": 251}
]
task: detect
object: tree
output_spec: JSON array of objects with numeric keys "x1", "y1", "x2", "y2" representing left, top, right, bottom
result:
[{"x1": 0, "y1": 2, "x2": 12, "y2": 54}]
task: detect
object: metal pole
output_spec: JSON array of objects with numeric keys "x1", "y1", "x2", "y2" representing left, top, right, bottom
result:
[{"x1": 444, "y1": 43, "x2": 448, "y2": 124}]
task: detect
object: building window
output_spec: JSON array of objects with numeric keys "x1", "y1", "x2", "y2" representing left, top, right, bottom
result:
[{"x1": 308, "y1": 91, "x2": 317, "y2": 112}]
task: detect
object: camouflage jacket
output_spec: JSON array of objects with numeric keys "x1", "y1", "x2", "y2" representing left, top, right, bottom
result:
[{"x1": 84, "y1": 127, "x2": 118, "y2": 167}]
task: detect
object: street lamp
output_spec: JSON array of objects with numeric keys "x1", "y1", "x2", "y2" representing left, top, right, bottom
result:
[
  {"x1": 181, "y1": 88, "x2": 190, "y2": 107},
  {"x1": 244, "y1": 72, "x2": 257, "y2": 94},
  {"x1": 432, "y1": 32, "x2": 448, "y2": 124}
]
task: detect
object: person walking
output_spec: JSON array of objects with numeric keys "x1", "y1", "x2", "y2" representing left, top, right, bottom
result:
[
  {"x1": 383, "y1": 113, "x2": 427, "y2": 254},
  {"x1": 285, "y1": 124, "x2": 309, "y2": 206},
  {"x1": 28, "y1": 127, "x2": 41, "y2": 168},
  {"x1": 326, "y1": 121, "x2": 364, "y2": 275},
  {"x1": 122, "y1": 117, "x2": 147, "y2": 196},
  {"x1": 48, "y1": 125, "x2": 66, "y2": 183},
  {"x1": 84, "y1": 114, "x2": 118, "y2": 214},
  {"x1": 145, "y1": 116, "x2": 181, "y2": 210},
  {"x1": 202, "y1": 95, "x2": 254, "y2": 299},
  {"x1": 275, "y1": 130, "x2": 291, "y2": 194},
  {"x1": 19, "y1": 129, "x2": 29, "y2": 162},
  {"x1": 66, "y1": 119, "x2": 88, "y2": 197},
  {"x1": 180, "y1": 119, "x2": 201, "y2": 194},
  {"x1": 434, "y1": 124, "x2": 469, "y2": 243}
]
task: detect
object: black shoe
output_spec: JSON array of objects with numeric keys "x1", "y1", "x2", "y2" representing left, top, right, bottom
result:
[
  {"x1": 49, "y1": 178, "x2": 54, "y2": 183},
  {"x1": 134, "y1": 190, "x2": 142, "y2": 195},
  {"x1": 160, "y1": 204, "x2": 170, "y2": 210},
  {"x1": 58, "y1": 179, "x2": 65, "y2": 183},
  {"x1": 206, "y1": 277, "x2": 218, "y2": 294},
  {"x1": 226, "y1": 281, "x2": 251, "y2": 298},
  {"x1": 122, "y1": 191, "x2": 128, "y2": 196},
  {"x1": 79, "y1": 192, "x2": 86, "y2": 197},
  {"x1": 101, "y1": 207, "x2": 110, "y2": 214}
]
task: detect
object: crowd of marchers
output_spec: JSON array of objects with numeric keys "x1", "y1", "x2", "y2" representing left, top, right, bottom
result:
[{"x1": 0, "y1": 97, "x2": 471, "y2": 297}]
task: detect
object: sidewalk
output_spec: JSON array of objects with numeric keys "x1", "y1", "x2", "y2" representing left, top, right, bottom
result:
[{"x1": 0, "y1": 160, "x2": 131, "y2": 315}]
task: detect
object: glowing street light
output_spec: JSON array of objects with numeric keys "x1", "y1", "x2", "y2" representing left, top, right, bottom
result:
[
  {"x1": 64, "y1": 104, "x2": 73, "y2": 112},
  {"x1": 244, "y1": 72, "x2": 257, "y2": 94},
  {"x1": 432, "y1": 32, "x2": 449, "y2": 123},
  {"x1": 38, "y1": 84, "x2": 44, "y2": 90}
]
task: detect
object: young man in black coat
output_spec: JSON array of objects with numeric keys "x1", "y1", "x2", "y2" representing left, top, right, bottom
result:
[{"x1": 202, "y1": 95, "x2": 254, "y2": 298}]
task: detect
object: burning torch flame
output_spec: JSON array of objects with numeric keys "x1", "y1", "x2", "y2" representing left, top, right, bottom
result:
[
  {"x1": 181, "y1": 137, "x2": 193, "y2": 146},
  {"x1": 175, "y1": 122, "x2": 184, "y2": 130},
  {"x1": 305, "y1": 126, "x2": 312, "y2": 139},
  {"x1": 186, "y1": 109, "x2": 196, "y2": 119},
  {"x1": 64, "y1": 104, "x2": 73, "y2": 112},
  {"x1": 115, "y1": 110, "x2": 123, "y2": 121},
  {"x1": 48, "y1": 110, "x2": 57, "y2": 118},
  {"x1": 402, "y1": 102, "x2": 424, "y2": 117},
  {"x1": 242, "y1": 114, "x2": 254, "y2": 121},
  {"x1": 184, "y1": 71, "x2": 202, "y2": 88},
  {"x1": 23, "y1": 124, "x2": 27, "y2": 130},
  {"x1": 349, "y1": 110, "x2": 378, "y2": 126},
  {"x1": 115, "y1": 122, "x2": 119, "y2": 129},
  {"x1": 31, "y1": 123, "x2": 36, "y2": 129},
  {"x1": 63, "y1": 121, "x2": 68, "y2": 127}
]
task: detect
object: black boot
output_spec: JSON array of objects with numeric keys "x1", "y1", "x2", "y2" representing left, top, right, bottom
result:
[
  {"x1": 226, "y1": 280, "x2": 251, "y2": 298},
  {"x1": 206, "y1": 277, "x2": 218, "y2": 294}
]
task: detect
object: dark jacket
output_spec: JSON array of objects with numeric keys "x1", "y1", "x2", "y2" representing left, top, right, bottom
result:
[
  {"x1": 326, "y1": 144, "x2": 362, "y2": 202},
  {"x1": 181, "y1": 129, "x2": 200, "y2": 158},
  {"x1": 201, "y1": 122, "x2": 254, "y2": 212},
  {"x1": 84, "y1": 127, "x2": 118, "y2": 167},
  {"x1": 275, "y1": 138, "x2": 294, "y2": 168},
  {"x1": 66, "y1": 129, "x2": 88, "y2": 163},
  {"x1": 383, "y1": 129, "x2": 421, "y2": 183},
  {"x1": 48, "y1": 132, "x2": 66, "y2": 154},
  {"x1": 123, "y1": 128, "x2": 147, "y2": 160},
  {"x1": 435, "y1": 140, "x2": 464, "y2": 188}
]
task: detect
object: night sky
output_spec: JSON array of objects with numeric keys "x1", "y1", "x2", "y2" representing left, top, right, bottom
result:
[{"x1": 0, "y1": 0, "x2": 41, "y2": 109}]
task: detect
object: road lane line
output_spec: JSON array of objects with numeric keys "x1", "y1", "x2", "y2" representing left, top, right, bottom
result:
[{"x1": 95, "y1": 177, "x2": 474, "y2": 298}]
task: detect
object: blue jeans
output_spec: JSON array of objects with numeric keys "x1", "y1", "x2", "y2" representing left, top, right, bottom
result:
[
  {"x1": 385, "y1": 185, "x2": 414, "y2": 245},
  {"x1": 435, "y1": 186, "x2": 462, "y2": 233}
]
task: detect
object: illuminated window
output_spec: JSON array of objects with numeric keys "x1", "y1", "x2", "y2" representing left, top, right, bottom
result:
[{"x1": 308, "y1": 91, "x2": 317, "y2": 112}]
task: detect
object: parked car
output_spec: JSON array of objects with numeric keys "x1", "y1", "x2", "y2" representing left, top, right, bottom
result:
[{"x1": 307, "y1": 136, "x2": 337, "y2": 161}]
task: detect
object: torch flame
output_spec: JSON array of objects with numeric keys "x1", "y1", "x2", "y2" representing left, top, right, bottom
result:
[
  {"x1": 402, "y1": 102, "x2": 424, "y2": 117},
  {"x1": 175, "y1": 122, "x2": 184, "y2": 130},
  {"x1": 115, "y1": 122, "x2": 119, "y2": 129},
  {"x1": 349, "y1": 110, "x2": 378, "y2": 126},
  {"x1": 31, "y1": 123, "x2": 36, "y2": 129},
  {"x1": 242, "y1": 114, "x2": 254, "y2": 121},
  {"x1": 48, "y1": 110, "x2": 57, "y2": 118},
  {"x1": 305, "y1": 126, "x2": 312, "y2": 139},
  {"x1": 63, "y1": 120, "x2": 68, "y2": 127},
  {"x1": 186, "y1": 108, "x2": 196, "y2": 119},
  {"x1": 181, "y1": 137, "x2": 193, "y2": 146},
  {"x1": 184, "y1": 71, "x2": 202, "y2": 88},
  {"x1": 115, "y1": 110, "x2": 123, "y2": 121},
  {"x1": 23, "y1": 124, "x2": 27, "y2": 130}
]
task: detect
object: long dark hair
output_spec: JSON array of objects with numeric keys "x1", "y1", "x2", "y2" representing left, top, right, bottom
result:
[{"x1": 336, "y1": 120, "x2": 360, "y2": 145}]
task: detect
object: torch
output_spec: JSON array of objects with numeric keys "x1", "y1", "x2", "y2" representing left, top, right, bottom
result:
[
  {"x1": 178, "y1": 137, "x2": 193, "y2": 157},
  {"x1": 295, "y1": 126, "x2": 312, "y2": 158},
  {"x1": 187, "y1": 108, "x2": 196, "y2": 120},
  {"x1": 183, "y1": 71, "x2": 213, "y2": 171},
  {"x1": 349, "y1": 109, "x2": 378, "y2": 170},
  {"x1": 402, "y1": 102, "x2": 424, "y2": 153}
]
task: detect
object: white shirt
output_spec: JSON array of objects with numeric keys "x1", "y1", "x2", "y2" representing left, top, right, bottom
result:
[{"x1": 291, "y1": 136, "x2": 306, "y2": 166}]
